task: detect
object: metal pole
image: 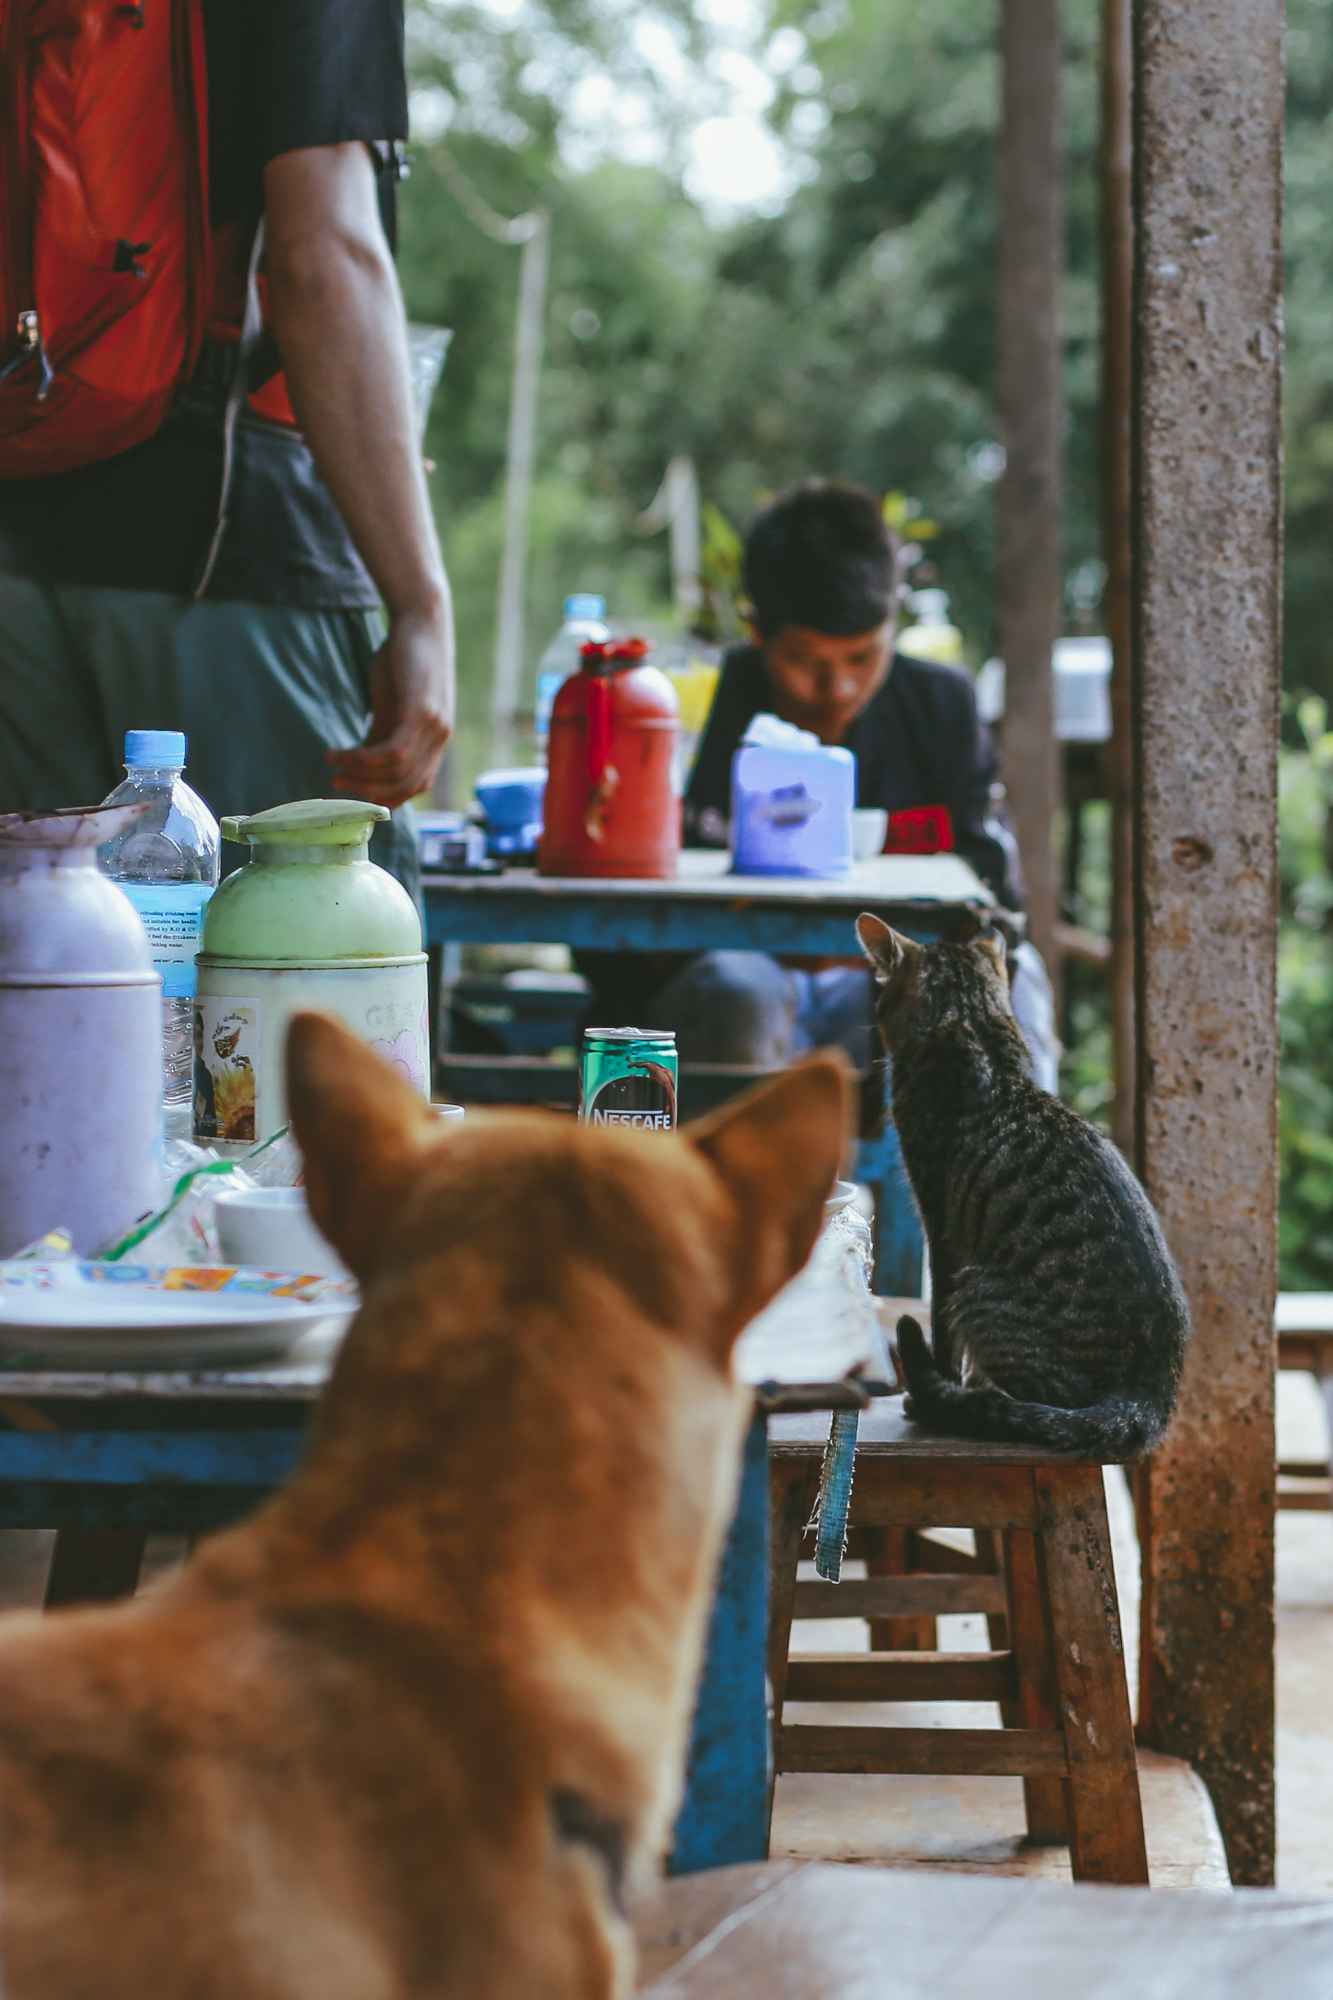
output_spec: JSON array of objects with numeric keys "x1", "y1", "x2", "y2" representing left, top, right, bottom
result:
[
  {"x1": 490, "y1": 210, "x2": 550, "y2": 767},
  {"x1": 995, "y1": 0, "x2": 1064, "y2": 972},
  {"x1": 1131, "y1": 0, "x2": 1282, "y2": 1886},
  {"x1": 668, "y1": 456, "x2": 702, "y2": 629},
  {"x1": 1102, "y1": 0, "x2": 1135, "y2": 1158}
]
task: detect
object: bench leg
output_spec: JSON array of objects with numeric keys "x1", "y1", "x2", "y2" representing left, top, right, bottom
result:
[
  {"x1": 45, "y1": 1528, "x2": 147, "y2": 1608},
  {"x1": 1035, "y1": 1465, "x2": 1149, "y2": 1883},
  {"x1": 975, "y1": 1528, "x2": 1010, "y2": 1650},
  {"x1": 1317, "y1": 1366, "x2": 1333, "y2": 1487},
  {"x1": 865, "y1": 1528, "x2": 936, "y2": 1652},
  {"x1": 1003, "y1": 1526, "x2": 1069, "y2": 1844}
]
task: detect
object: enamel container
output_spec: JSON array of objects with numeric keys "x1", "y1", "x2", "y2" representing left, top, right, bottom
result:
[
  {"x1": 194, "y1": 799, "x2": 429, "y2": 1154},
  {"x1": 0, "y1": 804, "x2": 163, "y2": 1256}
]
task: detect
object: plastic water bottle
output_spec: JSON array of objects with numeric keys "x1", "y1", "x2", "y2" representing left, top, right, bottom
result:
[
  {"x1": 99, "y1": 731, "x2": 220, "y2": 1131},
  {"x1": 534, "y1": 594, "x2": 609, "y2": 756}
]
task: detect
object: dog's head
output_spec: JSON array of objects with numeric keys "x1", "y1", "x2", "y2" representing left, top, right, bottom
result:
[{"x1": 259, "y1": 1018, "x2": 849, "y2": 1996}]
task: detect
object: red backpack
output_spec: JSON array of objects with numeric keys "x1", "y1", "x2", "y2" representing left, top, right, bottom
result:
[{"x1": 0, "y1": 0, "x2": 214, "y2": 478}]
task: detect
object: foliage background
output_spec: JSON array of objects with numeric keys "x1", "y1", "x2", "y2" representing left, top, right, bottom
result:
[
  {"x1": 397, "y1": 0, "x2": 1107, "y2": 787},
  {"x1": 398, "y1": 0, "x2": 1333, "y2": 1283}
]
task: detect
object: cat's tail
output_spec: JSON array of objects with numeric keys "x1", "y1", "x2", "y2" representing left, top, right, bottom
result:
[{"x1": 895, "y1": 1316, "x2": 1170, "y2": 1461}]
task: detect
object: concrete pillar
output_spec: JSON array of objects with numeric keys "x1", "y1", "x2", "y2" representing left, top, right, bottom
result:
[{"x1": 1131, "y1": 0, "x2": 1283, "y2": 1885}]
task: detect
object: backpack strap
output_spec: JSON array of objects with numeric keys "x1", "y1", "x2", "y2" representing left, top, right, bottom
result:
[{"x1": 191, "y1": 218, "x2": 266, "y2": 598}]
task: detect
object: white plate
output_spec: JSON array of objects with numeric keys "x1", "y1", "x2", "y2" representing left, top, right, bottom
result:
[{"x1": 0, "y1": 1264, "x2": 358, "y2": 1370}]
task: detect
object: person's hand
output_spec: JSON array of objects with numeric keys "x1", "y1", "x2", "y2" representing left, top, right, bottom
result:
[{"x1": 326, "y1": 608, "x2": 453, "y2": 809}]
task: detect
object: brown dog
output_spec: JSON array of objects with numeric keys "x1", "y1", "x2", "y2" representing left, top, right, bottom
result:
[{"x1": 0, "y1": 1014, "x2": 847, "y2": 1999}]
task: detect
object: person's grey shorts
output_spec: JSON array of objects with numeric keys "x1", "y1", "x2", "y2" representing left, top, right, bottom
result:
[
  {"x1": 647, "y1": 943, "x2": 1061, "y2": 1089},
  {"x1": 0, "y1": 577, "x2": 418, "y2": 897}
]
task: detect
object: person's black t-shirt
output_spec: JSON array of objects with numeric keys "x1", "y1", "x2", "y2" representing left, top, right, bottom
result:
[
  {"x1": 685, "y1": 642, "x2": 1013, "y2": 903},
  {"x1": 204, "y1": 0, "x2": 407, "y2": 235},
  {"x1": 0, "y1": 0, "x2": 408, "y2": 610}
]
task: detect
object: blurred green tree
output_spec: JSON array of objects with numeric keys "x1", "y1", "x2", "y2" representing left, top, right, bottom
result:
[
  {"x1": 1284, "y1": 0, "x2": 1333, "y2": 717},
  {"x1": 397, "y1": 0, "x2": 1110, "y2": 789},
  {"x1": 395, "y1": 0, "x2": 1333, "y2": 1275}
]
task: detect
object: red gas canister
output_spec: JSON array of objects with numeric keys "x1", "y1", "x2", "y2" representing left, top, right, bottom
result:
[{"x1": 539, "y1": 639, "x2": 681, "y2": 878}]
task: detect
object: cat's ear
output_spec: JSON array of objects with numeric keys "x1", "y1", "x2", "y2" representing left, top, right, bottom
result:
[
  {"x1": 857, "y1": 913, "x2": 920, "y2": 979},
  {"x1": 975, "y1": 933, "x2": 1008, "y2": 977}
]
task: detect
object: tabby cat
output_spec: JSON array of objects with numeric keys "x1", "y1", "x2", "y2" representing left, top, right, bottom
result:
[{"x1": 857, "y1": 913, "x2": 1189, "y2": 1457}]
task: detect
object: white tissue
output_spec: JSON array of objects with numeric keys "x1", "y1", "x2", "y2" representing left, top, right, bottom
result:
[{"x1": 741, "y1": 712, "x2": 822, "y2": 752}]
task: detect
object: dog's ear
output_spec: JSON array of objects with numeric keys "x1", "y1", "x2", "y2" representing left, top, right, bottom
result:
[
  {"x1": 687, "y1": 1052, "x2": 851, "y2": 1348},
  {"x1": 285, "y1": 1012, "x2": 434, "y2": 1280},
  {"x1": 856, "y1": 913, "x2": 920, "y2": 980}
]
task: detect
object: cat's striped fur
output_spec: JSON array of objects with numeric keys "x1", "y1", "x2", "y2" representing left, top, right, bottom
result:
[{"x1": 858, "y1": 915, "x2": 1189, "y2": 1459}]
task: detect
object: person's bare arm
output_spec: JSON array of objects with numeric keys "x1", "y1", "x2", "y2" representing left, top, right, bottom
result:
[{"x1": 263, "y1": 142, "x2": 453, "y2": 807}]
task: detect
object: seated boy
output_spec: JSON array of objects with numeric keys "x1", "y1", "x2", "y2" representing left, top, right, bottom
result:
[{"x1": 579, "y1": 478, "x2": 1056, "y2": 1086}]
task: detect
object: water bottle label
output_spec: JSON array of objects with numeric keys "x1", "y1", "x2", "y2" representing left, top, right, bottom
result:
[
  {"x1": 119, "y1": 884, "x2": 213, "y2": 998},
  {"x1": 534, "y1": 669, "x2": 564, "y2": 740}
]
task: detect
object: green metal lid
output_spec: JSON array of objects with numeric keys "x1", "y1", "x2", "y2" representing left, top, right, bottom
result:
[
  {"x1": 221, "y1": 798, "x2": 390, "y2": 848},
  {"x1": 203, "y1": 797, "x2": 421, "y2": 965}
]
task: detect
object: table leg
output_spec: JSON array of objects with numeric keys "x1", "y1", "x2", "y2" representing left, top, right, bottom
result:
[
  {"x1": 45, "y1": 1527, "x2": 147, "y2": 1608},
  {"x1": 767, "y1": 1459, "x2": 815, "y2": 1723},
  {"x1": 670, "y1": 1413, "x2": 771, "y2": 1874}
]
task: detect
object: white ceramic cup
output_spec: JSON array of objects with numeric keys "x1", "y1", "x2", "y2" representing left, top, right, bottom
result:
[
  {"x1": 215, "y1": 1187, "x2": 351, "y2": 1280},
  {"x1": 852, "y1": 809, "x2": 889, "y2": 861}
]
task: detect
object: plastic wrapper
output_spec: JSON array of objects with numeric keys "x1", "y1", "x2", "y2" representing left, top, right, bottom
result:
[
  {"x1": 23, "y1": 1128, "x2": 305, "y2": 1272},
  {"x1": 240, "y1": 1126, "x2": 304, "y2": 1187},
  {"x1": 740, "y1": 711, "x2": 822, "y2": 753},
  {"x1": 734, "y1": 1196, "x2": 877, "y2": 1387},
  {"x1": 9, "y1": 1228, "x2": 75, "y2": 1263},
  {"x1": 96, "y1": 1159, "x2": 258, "y2": 1265}
]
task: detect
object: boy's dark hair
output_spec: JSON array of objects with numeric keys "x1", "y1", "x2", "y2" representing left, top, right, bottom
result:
[{"x1": 743, "y1": 479, "x2": 900, "y2": 639}]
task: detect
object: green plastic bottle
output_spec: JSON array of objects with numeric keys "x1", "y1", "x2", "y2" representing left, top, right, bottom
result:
[{"x1": 193, "y1": 799, "x2": 428, "y2": 1153}]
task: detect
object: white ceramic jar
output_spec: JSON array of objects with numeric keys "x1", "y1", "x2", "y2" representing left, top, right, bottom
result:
[{"x1": 0, "y1": 804, "x2": 163, "y2": 1256}]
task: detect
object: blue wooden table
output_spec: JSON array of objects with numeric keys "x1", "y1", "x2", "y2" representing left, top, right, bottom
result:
[
  {"x1": 0, "y1": 1329, "x2": 886, "y2": 1876},
  {"x1": 419, "y1": 849, "x2": 991, "y2": 1863},
  {"x1": 7, "y1": 854, "x2": 978, "y2": 1866},
  {"x1": 424, "y1": 848, "x2": 993, "y2": 1298},
  {"x1": 423, "y1": 848, "x2": 993, "y2": 958}
]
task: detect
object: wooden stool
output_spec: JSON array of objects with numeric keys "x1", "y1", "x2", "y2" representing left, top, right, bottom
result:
[{"x1": 768, "y1": 1401, "x2": 1149, "y2": 1884}]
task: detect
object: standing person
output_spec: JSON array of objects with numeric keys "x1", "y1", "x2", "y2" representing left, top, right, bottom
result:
[
  {"x1": 0, "y1": 0, "x2": 452, "y2": 895},
  {"x1": 579, "y1": 478, "x2": 1058, "y2": 1087}
]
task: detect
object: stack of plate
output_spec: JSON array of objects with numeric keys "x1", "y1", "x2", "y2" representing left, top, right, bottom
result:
[{"x1": 0, "y1": 1263, "x2": 358, "y2": 1370}]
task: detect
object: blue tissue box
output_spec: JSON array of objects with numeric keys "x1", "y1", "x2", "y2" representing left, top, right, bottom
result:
[{"x1": 730, "y1": 741, "x2": 856, "y2": 877}]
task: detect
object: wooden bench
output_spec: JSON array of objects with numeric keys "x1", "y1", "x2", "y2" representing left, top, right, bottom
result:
[
  {"x1": 1277, "y1": 1295, "x2": 1333, "y2": 1510},
  {"x1": 634, "y1": 1860, "x2": 1328, "y2": 1995},
  {"x1": 767, "y1": 1402, "x2": 1149, "y2": 1884}
]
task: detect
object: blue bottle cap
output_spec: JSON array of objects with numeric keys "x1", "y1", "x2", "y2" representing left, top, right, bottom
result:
[
  {"x1": 124, "y1": 729, "x2": 186, "y2": 767},
  {"x1": 565, "y1": 594, "x2": 606, "y2": 621}
]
